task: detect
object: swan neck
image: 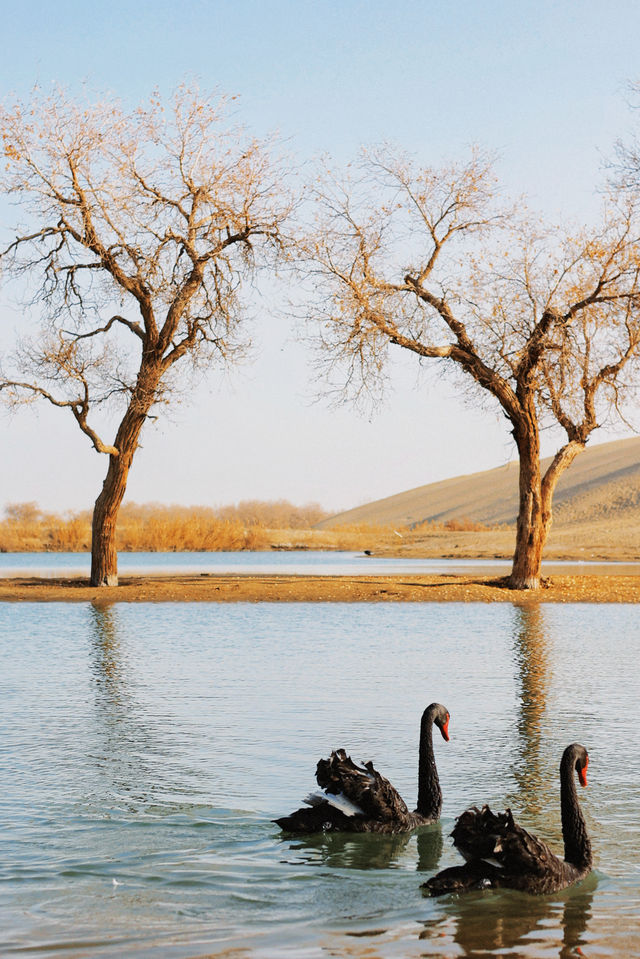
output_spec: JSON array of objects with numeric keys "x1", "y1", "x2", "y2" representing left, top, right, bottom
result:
[
  {"x1": 560, "y1": 752, "x2": 592, "y2": 870},
  {"x1": 416, "y1": 708, "x2": 441, "y2": 818}
]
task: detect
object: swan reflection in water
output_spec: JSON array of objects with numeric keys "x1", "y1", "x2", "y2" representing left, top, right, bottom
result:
[
  {"x1": 278, "y1": 823, "x2": 443, "y2": 872},
  {"x1": 419, "y1": 878, "x2": 595, "y2": 957}
]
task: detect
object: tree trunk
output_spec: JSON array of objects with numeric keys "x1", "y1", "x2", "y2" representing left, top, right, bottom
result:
[
  {"x1": 509, "y1": 496, "x2": 549, "y2": 589},
  {"x1": 508, "y1": 422, "x2": 587, "y2": 590},
  {"x1": 90, "y1": 454, "x2": 129, "y2": 586},
  {"x1": 90, "y1": 393, "x2": 153, "y2": 586},
  {"x1": 508, "y1": 417, "x2": 549, "y2": 590}
]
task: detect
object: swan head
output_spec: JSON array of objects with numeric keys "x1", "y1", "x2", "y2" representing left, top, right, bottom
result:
[
  {"x1": 427, "y1": 703, "x2": 450, "y2": 742},
  {"x1": 563, "y1": 742, "x2": 589, "y2": 787}
]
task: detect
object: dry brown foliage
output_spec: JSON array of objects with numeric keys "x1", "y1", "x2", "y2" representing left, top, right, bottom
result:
[
  {"x1": 215, "y1": 499, "x2": 328, "y2": 528},
  {"x1": 0, "y1": 500, "x2": 417, "y2": 554},
  {"x1": 0, "y1": 502, "x2": 91, "y2": 552},
  {"x1": 0, "y1": 500, "x2": 335, "y2": 553},
  {"x1": 443, "y1": 516, "x2": 491, "y2": 532}
]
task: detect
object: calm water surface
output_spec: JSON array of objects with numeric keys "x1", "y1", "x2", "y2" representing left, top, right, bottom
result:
[
  {"x1": 3, "y1": 549, "x2": 639, "y2": 577},
  {"x1": 1, "y1": 550, "x2": 508, "y2": 577},
  {"x1": 1, "y1": 601, "x2": 639, "y2": 957}
]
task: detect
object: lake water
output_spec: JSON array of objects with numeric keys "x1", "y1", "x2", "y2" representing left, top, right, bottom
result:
[
  {"x1": 1, "y1": 549, "x2": 508, "y2": 577},
  {"x1": 2, "y1": 549, "x2": 639, "y2": 578},
  {"x1": 2, "y1": 600, "x2": 639, "y2": 957}
]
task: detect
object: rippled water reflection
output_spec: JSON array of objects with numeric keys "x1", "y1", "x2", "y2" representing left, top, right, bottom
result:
[{"x1": 1, "y1": 601, "x2": 639, "y2": 956}]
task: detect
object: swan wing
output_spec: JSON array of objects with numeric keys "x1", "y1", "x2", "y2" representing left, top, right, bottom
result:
[
  {"x1": 494, "y1": 817, "x2": 561, "y2": 877},
  {"x1": 316, "y1": 749, "x2": 409, "y2": 822},
  {"x1": 303, "y1": 790, "x2": 364, "y2": 817},
  {"x1": 453, "y1": 805, "x2": 561, "y2": 877}
]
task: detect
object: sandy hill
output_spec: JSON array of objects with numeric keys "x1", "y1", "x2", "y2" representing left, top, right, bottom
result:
[{"x1": 319, "y1": 436, "x2": 640, "y2": 530}]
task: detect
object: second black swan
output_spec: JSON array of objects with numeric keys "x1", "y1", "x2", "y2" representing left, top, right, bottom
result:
[
  {"x1": 275, "y1": 702, "x2": 450, "y2": 834},
  {"x1": 423, "y1": 742, "x2": 592, "y2": 895}
]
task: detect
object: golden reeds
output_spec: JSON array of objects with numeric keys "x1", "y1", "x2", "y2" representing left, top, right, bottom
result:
[
  {"x1": 0, "y1": 500, "x2": 425, "y2": 553},
  {"x1": 0, "y1": 500, "x2": 329, "y2": 553}
]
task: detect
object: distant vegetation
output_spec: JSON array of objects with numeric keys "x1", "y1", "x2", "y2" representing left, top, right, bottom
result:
[
  {"x1": 0, "y1": 500, "x2": 411, "y2": 553},
  {"x1": 441, "y1": 517, "x2": 491, "y2": 532},
  {"x1": 2, "y1": 496, "x2": 635, "y2": 562}
]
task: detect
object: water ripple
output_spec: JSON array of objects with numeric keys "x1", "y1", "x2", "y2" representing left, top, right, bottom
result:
[{"x1": 1, "y1": 601, "x2": 639, "y2": 956}]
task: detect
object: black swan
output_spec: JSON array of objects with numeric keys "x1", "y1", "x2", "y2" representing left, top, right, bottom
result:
[
  {"x1": 274, "y1": 702, "x2": 450, "y2": 834},
  {"x1": 423, "y1": 742, "x2": 591, "y2": 895}
]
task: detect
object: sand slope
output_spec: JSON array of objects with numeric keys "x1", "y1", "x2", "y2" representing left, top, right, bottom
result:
[{"x1": 318, "y1": 436, "x2": 640, "y2": 529}]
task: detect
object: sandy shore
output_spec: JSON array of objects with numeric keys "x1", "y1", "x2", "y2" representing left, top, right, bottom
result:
[{"x1": 2, "y1": 571, "x2": 640, "y2": 603}]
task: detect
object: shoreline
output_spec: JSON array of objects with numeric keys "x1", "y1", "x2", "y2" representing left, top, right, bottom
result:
[{"x1": 2, "y1": 571, "x2": 640, "y2": 603}]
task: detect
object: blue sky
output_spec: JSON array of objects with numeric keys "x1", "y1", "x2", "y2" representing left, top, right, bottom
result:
[{"x1": 2, "y1": 1, "x2": 640, "y2": 514}]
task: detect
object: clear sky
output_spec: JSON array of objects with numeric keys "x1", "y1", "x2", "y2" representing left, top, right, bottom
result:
[{"x1": 1, "y1": 0, "x2": 640, "y2": 515}]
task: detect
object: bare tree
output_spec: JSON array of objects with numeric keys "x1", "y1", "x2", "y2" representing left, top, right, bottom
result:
[
  {"x1": 298, "y1": 149, "x2": 640, "y2": 589},
  {"x1": 0, "y1": 86, "x2": 293, "y2": 585}
]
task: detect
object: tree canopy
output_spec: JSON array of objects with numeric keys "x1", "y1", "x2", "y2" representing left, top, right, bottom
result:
[
  {"x1": 297, "y1": 148, "x2": 640, "y2": 586},
  {"x1": 0, "y1": 86, "x2": 294, "y2": 584}
]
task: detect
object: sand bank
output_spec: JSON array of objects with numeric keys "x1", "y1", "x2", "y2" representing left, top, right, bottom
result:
[{"x1": 1, "y1": 572, "x2": 640, "y2": 603}]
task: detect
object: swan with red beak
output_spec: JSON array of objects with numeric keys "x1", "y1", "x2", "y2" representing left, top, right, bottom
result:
[
  {"x1": 423, "y1": 742, "x2": 592, "y2": 895},
  {"x1": 275, "y1": 703, "x2": 450, "y2": 834}
]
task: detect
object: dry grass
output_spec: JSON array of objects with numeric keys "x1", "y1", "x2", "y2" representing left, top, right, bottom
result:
[
  {"x1": 366, "y1": 515, "x2": 640, "y2": 563},
  {"x1": 0, "y1": 503, "x2": 92, "y2": 552},
  {"x1": 115, "y1": 504, "x2": 270, "y2": 552},
  {"x1": 0, "y1": 500, "x2": 404, "y2": 554},
  {"x1": 443, "y1": 517, "x2": 491, "y2": 532},
  {"x1": 2, "y1": 498, "x2": 638, "y2": 564},
  {"x1": 0, "y1": 502, "x2": 276, "y2": 553}
]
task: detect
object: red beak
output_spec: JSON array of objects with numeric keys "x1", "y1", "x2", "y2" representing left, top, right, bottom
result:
[
  {"x1": 578, "y1": 757, "x2": 588, "y2": 788},
  {"x1": 440, "y1": 717, "x2": 450, "y2": 742}
]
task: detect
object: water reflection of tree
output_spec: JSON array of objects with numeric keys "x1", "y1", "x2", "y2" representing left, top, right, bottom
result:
[
  {"x1": 509, "y1": 603, "x2": 552, "y2": 818},
  {"x1": 420, "y1": 881, "x2": 594, "y2": 957},
  {"x1": 88, "y1": 602, "x2": 162, "y2": 805},
  {"x1": 90, "y1": 603, "x2": 125, "y2": 697}
]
